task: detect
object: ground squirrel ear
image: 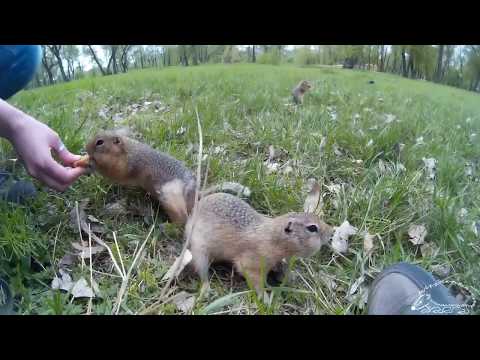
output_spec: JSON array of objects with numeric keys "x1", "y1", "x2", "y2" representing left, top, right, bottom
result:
[{"x1": 284, "y1": 221, "x2": 293, "y2": 234}]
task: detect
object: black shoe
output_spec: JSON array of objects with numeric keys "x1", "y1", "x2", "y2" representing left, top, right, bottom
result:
[
  {"x1": 0, "y1": 278, "x2": 14, "y2": 315},
  {"x1": 0, "y1": 170, "x2": 37, "y2": 204},
  {"x1": 367, "y1": 262, "x2": 468, "y2": 315}
]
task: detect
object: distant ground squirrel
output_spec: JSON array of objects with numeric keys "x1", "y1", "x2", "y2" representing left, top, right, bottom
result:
[
  {"x1": 83, "y1": 129, "x2": 249, "y2": 225},
  {"x1": 292, "y1": 80, "x2": 312, "y2": 105},
  {"x1": 186, "y1": 192, "x2": 334, "y2": 292}
]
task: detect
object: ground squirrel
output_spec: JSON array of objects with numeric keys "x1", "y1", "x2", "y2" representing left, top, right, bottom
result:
[
  {"x1": 292, "y1": 80, "x2": 312, "y2": 105},
  {"x1": 186, "y1": 192, "x2": 334, "y2": 292},
  {"x1": 84, "y1": 129, "x2": 249, "y2": 225}
]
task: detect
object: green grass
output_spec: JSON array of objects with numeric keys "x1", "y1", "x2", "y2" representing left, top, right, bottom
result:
[{"x1": 1, "y1": 63, "x2": 480, "y2": 314}]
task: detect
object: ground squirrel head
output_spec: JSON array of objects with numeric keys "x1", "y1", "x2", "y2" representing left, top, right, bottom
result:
[
  {"x1": 276, "y1": 213, "x2": 333, "y2": 257},
  {"x1": 86, "y1": 129, "x2": 130, "y2": 181},
  {"x1": 299, "y1": 80, "x2": 312, "y2": 92}
]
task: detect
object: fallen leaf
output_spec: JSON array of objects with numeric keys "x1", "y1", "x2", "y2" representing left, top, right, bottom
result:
[
  {"x1": 363, "y1": 232, "x2": 375, "y2": 255},
  {"x1": 264, "y1": 161, "x2": 280, "y2": 174},
  {"x1": 58, "y1": 254, "x2": 76, "y2": 268},
  {"x1": 212, "y1": 145, "x2": 226, "y2": 155},
  {"x1": 416, "y1": 136, "x2": 425, "y2": 145},
  {"x1": 331, "y1": 221, "x2": 358, "y2": 253},
  {"x1": 216, "y1": 182, "x2": 251, "y2": 198},
  {"x1": 172, "y1": 291, "x2": 196, "y2": 313},
  {"x1": 333, "y1": 144, "x2": 343, "y2": 157},
  {"x1": 71, "y1": 278, "x2": 95, "y2": 299},
  {"x1": 366, "y1": 139, "x2": 374, "y2": 147},
  {"x1": 431, "y1": 264, "x2": 451, "y2": 278},
  {"x1": 458, "y1": 208, "x2": 468, "y2": 222},
  {"x1": 87, "y1": 214, "x2": 102, "y2": 223},
  {"x1": 163, "y1": 249, "x2": 193, "y2": 281},
  {"x1": 420, "y1": 242, "x2": 439, "y2": 258},
  {"x1": 408, "y1": 224, "x2": 427, "y2": 245},
  {"x1": 112, "y1": 113, "x2": 124, "y2": 122},
  {"x1": 176, "y1": 126, "x2": 186, "y2": 136},
  {"x1": 348, "y1": 275, "x2": 365, "y2": 297},
  {"x1": 303, "y1": 179, "x2": 322, "y2": 215},
  {"x1": 51, "y1": 269, "x2": 73, "y2": 292},
  {"x1": 465, "y1": 163, "x2": 474, "y2": 177},
  {"x1": 396, "y1": 163, "x2": 406, "y2": 172},
  {"x1": 103, "y1": 200, "x2": 128, "y2": 216},
  {"x1": 422, "y1": 158, "x2": 437, "y2": 180},
  {"x1": 71, "y1": 242, "x2": 106, "y2": 259},
  {"x1": 319, "y1": 136, "x2": 327, "y2": 154},
  {"x1": 472, "y1": 221, "x2": 480, "y2": 237},
  {"x1": 384, "y1": 113, "x2": 397, "y2": 124}
]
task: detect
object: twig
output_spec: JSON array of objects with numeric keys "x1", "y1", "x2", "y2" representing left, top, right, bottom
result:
[
  {"x1": 158, "y1": 106, "x2": 203, "y2": 300},
  {"x1": 87, "y1": 223, "x2": 93, "y2": 315},
  {"x1": 113, "y1": 232, "x2": 126, "y2": 277}
]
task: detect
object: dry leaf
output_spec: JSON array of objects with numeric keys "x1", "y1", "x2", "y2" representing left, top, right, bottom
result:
[
  {"x1": 172, "y1": 291, "x2": 196, "y2": 313},
  {"x1": 408, "y1": 224, "x2": 427, "y2": 245},
  {"x1": 422, "y1": 158, "x2": 437, "y2": 180},
  {"x1": 303, "y1": 180, "x2": 322, "y2": 214},
  {"x1": 431, "y1": 264, "x2": 451, "y2": 278},
  {"x1": 319, "y1": 136, "x2": 327, "y2": 154},
  {"x1": 51, "y1": 269, "x2": 73, "y2": 292},
  {"x1": 366, "y1": 139, "x2": 374, "y2": 147},
  {"x1": 216, "y1": 182, "x2": 251, "y2": 198},
  {"x1": 384, "y1": 113, "x2": 397, "y2": 124},
  {"x1": 103, "y1": 200, "x2": 128, "y2": 216},
  {"x1": 331, "y1": 221, "x2": 358, "y2": 253},
  {"x1": 420, "y1": 242, "x2": 439, "y2": 258},
  {"x1": 348, "y1": 275, "x2": 365, "y2": 297},
  {"x1": 465, "y1": 163, "x2": 473, "y2": 177},
  {"x1": 58, "y1": 254, "x2": 76, "y2": 268},
  {"x1": 71, "y1": 278, "x2": 95, "y2": 299},
  {"x1": 71, "y1": 242, "x2": 106, "y2": 259},
  {"x1": 333, "y1": 144, "x2": 343, "y2": 157},
  {"x1": 416, "y1": 136, "x2": 425, "y2": 145},
  {"x1": 176, "y1": 126, "x2": 186, "y2": 135},
  {"x1": 363, "y1": 232, "x2": 375, "y2": 255},
  {"x1": 163, "y1": 249, "x2": 193, "y2": 281}
]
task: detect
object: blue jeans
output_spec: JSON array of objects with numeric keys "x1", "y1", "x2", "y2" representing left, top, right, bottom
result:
[{"x1": 0, "y1": 45, "x2": 42, "y2": 100}]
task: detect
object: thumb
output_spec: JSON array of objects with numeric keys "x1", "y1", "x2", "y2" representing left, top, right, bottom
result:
[{"x1": 52, "y1": 139, "x2": 81, "y2": 166}]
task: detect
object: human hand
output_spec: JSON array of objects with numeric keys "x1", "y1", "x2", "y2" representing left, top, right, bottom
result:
[{"x1": 8, "y1": 113, "x2": 86, "y2": 192}]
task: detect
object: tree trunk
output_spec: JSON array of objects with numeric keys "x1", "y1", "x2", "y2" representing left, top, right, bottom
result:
[
  {"x1": 87, "y1": 45, "x2": 107, "y2": 75},
  {"x1": 367, "y1": 46, "x2": 371, "y2": 70},
  {"x1": 252, "y1": 45, "x2": 256, "y2": 63},
  {"x1": 401, "y1": 48, "x2": 408, "y2": 77},
  {"x1": 47, "y1": 45, "x2": 69, "y2": 82},
  {"x1": 434, "y1": 45, "x2": 444, "y2": 83}
]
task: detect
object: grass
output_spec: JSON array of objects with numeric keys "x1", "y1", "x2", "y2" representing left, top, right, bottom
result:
[{"x1": 1, "y1": 63, "x2": 480, "y2": 315}]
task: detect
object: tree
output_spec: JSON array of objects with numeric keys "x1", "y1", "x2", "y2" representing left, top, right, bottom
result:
[
  {"x1": 435, "y1": 45, "x2": 445, "y2": 82},
  {"x1": 47, "y1": 45, "x2": 69, "y2": 82},
  {"x1": 41, "y1": 45, "x2": 57, "y2": 85},
  {"x1": 86, "y1": 45, "x2": 107, "y2": 75}
]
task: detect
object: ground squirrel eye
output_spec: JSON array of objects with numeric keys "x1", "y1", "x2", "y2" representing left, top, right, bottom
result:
[
  {"x1": 306, "y1": 225, "x2": 318, "y2": 233},
  {"x1": 96, "y1": 139, "x2": 104, "y2": 147}
]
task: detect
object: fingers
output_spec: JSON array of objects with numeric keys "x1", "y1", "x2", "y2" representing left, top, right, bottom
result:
[
  {"x1": 51, "y1": 138, "x2": 81, "y2": 166},
  {"x1": 31, "y1": 159, "x2": 86, "y2": 192}
]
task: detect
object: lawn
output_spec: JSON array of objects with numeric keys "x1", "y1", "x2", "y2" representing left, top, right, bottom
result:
[{"x1": 1, "y1": 63, "x2": 479, "y2": 314}]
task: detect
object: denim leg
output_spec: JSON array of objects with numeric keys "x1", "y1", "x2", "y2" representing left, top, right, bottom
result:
[{"x1": 0, "y1": 45, "x2": 42, "y2": 100}]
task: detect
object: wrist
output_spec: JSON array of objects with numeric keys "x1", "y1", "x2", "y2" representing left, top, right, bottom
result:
[{"x1": 0, "y1": 100, "x2": 30, "y2": 142}]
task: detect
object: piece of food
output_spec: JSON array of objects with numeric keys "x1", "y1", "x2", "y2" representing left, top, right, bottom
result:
[{"x1": 73, "y1": 155, "x2": 90, "y2": 168}]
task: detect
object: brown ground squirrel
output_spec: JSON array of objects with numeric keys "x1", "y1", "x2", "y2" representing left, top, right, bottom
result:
[
  {"x1": 84, "y1": 129, "x2": 249, "y2": 225},
  {"x1": 186, "y1": 192, "x2": 334, "y2": 292},
  {"x1": 292, "y1": 80, "x2": 312, "y2": 105}
]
